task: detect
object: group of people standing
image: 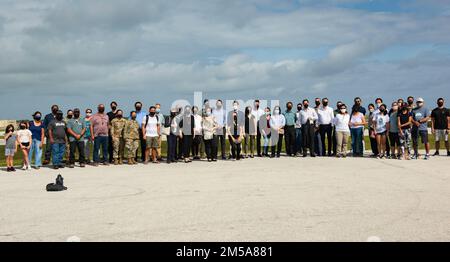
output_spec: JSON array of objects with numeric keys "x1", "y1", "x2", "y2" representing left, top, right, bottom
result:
[{"x1": 3, "y1": 96, "x2": 449, "y2": 172}]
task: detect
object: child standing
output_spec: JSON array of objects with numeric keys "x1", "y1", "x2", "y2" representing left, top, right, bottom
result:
[
  {"x1": 4, "y1": 124, "x2": 18, "y2": 172},
  {"x1": 17, "y1": 121, "x2": 32, "y2": 170}
]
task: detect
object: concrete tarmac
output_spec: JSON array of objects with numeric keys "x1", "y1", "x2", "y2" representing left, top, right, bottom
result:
[{"x1": 0, "y1": 155, "x2": 449, "y2": 242}]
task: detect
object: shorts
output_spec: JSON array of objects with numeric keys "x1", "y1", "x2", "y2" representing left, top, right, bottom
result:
[
  {"x1": 435, "y1": 129, "x2": 448, "y2": 142},
  {"x1": 146, "y1": 136, "x2": 159, "y2": 149},
  {"x1": 412, "y1": 128, "x2": 428, "y2": 144},
  {"x1": 5, "y1": 148, "x2": 16, "y2": 156},
  {"x1": 376, "y1": 131, "x2": 387, "y2": 136},
  {"x1": 21, "y1": 142, "x2": 30, "y2": 147}
]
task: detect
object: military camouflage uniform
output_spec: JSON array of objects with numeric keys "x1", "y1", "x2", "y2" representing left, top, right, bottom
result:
[
  {"x1": 110, "y1": 117, "x2": 127, "y2": 161},
  {"x1": 124, "y1": 119, "x2": 140, "y2": 159}
]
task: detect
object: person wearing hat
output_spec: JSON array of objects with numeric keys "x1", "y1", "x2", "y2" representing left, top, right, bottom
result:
[
  {"x1": 411, "y1": 97, "x2": 431, "y2": 160},
  {"x1": 48, "y1": 110, "x2": 68, "y2": 169},
  {"x1": 67, "y1": 108, "x2": 86, "y2": 168}
]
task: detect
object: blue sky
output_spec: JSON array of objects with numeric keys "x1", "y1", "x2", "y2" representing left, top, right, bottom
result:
[{"x1": 0, "y1": 0, "x2": 449, "y2": 119}]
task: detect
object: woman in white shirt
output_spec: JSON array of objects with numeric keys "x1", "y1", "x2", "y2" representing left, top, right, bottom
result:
[
  {"x1": 349, "y1": 107, "x2": 366, "y2": 157},
  {"x1": 373, "y1": 104, "x2": 390, "y2": 159},
  {"x1": 192, "y1": 106, "x2": 203, "y2": 160},
  {"x1": 270, "y1": 106, "x2": 286, "y2": 158},
  {"x1": 17, "y1": 121, "x2": 32, "y2": 170},
  {"x1": 332, "y1": 104, "x2": 351, "y2": 158}
]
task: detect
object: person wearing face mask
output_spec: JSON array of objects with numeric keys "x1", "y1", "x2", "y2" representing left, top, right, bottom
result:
[
  {"x1": 299, "y1": 99, "x2": 318, "y2": 157},
  {"x1": 251, "y1": 100, "x2": 265, "y2": 157},
  {"x1": 48, "y1": 110, "x2": 68, "y2": 169},
  {"x1": 4, "y1": 124, "x2": 18, "y2": 172},
  {"x1": 17, "y1": 121, "x2": 32, "y2": 170},
  {"x1": 155, "y1": 103, "x2": 165, "y2": 161},
  {"x1": 142, "y1": 106, "x2": 161, "y2": 164},
  {"x1": 191, "y1": 106, "x2": 203, "y2": 160},
  {"x1": 227, "y1": 101, "x2": 245, "y2": 160},
  {"x1": 295, "y1": 103, "x2": 303, "y2": 156},
  {"x1": 84, "y1": 109, "x2": 93, "y2": 164},
  {"x1": 43, "y1": 105, "x2": 59, "y2": 165},
  {"x1": 373, "y1": 98, "x2": 391, "y2": 157},
  {"x1": 411, "y1": 98, "x2": 431, "y2": 160},
  {"x1": 313, "y1": 98, "x2": 322, "y2": 156},
  {"x1": 373, "y1": 104, "x2": 390, "y2": 159},
  {"x1": 431, "y1": 98, "x2": 450, "y2": 156},
  {"x1": 90, "y1": 104, "x2": 110, "y2": 166},
  {"x1": 243, "y1": 106, "x2": 257, "y2": 158},
  {"x1": 203, "y1": 107, "x2": 218, "y2": 162},
  {"x1": 332, "y1": 104, "x2": 350, "y2": 158},
  {"x1": 260, "y1": 107, "x2": 272, "y2": 157},
  {"x1": 283, "y1": 102, "x2": 297, "y2": 157},
  {"x1": 133, "y1": 102, "x2": 147, "y2": 163},
  {"x1": 388, "y1": 102, "x2": 400, "y2": 159},
  {"x1": 166, "y1": 108, "x2": 180, "y2": 164},
  {"x1": 349, "y1": 106, "x2": 366, "y2": 157},
  {"x1": 28, "y1": 111, "x2": 45, "y2": 169},
  {"x1": 179, "y1": 105, "x2": 195, "y2": 163},
  {"x1": 318, "y1": 98, "x2": 334, "y2": 157},
  {"x1": 332, "y1": 101, "x2": 343, "y2": 156},
  {"x1": 213, "y1": 100, "x2": 227, "y2": 160},
  {"x1": 367, "y1": 103, "x2": 378, "y2": 157},
  {"x1": 64, "y1": 109, "x2": 74, "y2": 163},
  {"x1": 107, "y1": 101, "x2": 118, "y2": 163},
  {"x1": 110, "y1": 109, "x2": 127, "y2": 165},
  {"x1": 398, "y1": 103, "x2": 413, "y2": 160},
  {"x1": 407, "y1": 96, "x2": 415, "y2": 112},
  {"x1": 124, "y1": 111, "x2": 140, "y2": 165},
  {"x1": 270, "y1": 105, "x2": 286, "y2": 158},
  {"x1": 67, "y1": 108, "x2": 86, "y2": 168},
  {"x1": 352, "y1": 97, "x2": 366, "y2": 116}
]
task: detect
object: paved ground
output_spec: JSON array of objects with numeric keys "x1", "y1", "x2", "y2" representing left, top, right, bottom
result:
[{"x1": 0, "y1": 154, "x2": 449, "y2": 242}]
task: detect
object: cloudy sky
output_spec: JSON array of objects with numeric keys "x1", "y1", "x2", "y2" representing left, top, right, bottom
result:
[{"x1": 1, "y1": 0, "x2": 449, "y2": 119}]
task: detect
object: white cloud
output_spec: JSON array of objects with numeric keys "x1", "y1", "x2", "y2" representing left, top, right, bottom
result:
[{"x1": 0, "y1": 0, "x2": 449, "y2": 118}]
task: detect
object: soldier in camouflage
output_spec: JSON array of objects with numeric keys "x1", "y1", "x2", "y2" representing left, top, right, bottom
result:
[
  {"x1": 124, "y1": 111, "x2": 140, "y2": 165},
  {"x1": 110, "y1": 110, "x2": 127, "y2": 165}
]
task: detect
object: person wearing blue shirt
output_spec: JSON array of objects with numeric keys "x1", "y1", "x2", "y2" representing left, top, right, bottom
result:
[
  {"x1": 134, "y1": 101, "x2": 147, "y2": 162},
  {"x1": 283, "y1": 102, "x2": 297, "y2": 157},
  {"x1": 43, "y1": 105, "x2": 58, "y2": 165},
  {"x1": 411, "y1": 98, "x2": 431, "y2": 159}
]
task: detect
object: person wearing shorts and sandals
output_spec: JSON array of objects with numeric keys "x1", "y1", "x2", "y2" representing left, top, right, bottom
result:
[
  {"x1": 17, "y1": 121, "x2": 32, "y2": 170},
  {"x1": 373, "y1": 104, "x2": 390, "y2": 159},
  {"x1": 142, "y1": 106, "x2": 161, "y2": 164},
  {"x1": 431, "y1": 98, "x2": 449, "y2": 156},
  {"x1": 411, "y1": 98, "x2": 431, "y2": 160}
]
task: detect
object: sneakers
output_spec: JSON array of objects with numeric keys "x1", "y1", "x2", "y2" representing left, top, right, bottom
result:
[
  {"x1": 424, "y1": 154, "x2": 430, "y2": 160},
  {"x1": 433, "y1": 151, "x2": 440, "y2": 156},
  {"x1": 447, "y1": 151, "x2": 450, "y2": 156}
]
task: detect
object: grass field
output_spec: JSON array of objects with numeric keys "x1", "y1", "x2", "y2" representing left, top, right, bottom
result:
[{"x1": 0, "y1": 135, "x2": 443, "y2": 167}]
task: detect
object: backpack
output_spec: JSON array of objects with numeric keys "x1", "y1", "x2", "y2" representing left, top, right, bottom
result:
[
  {"x1": 144, "y1": 114, "x2": 159, "y2": 128},
  {"x1": 46, "y1": 174, "x2": 68, "y2": 192}
]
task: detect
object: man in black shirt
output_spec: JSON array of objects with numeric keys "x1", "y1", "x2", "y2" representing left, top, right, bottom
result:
[{"x1": 431, "y1": 98, "x2": 450, "y2": 156}]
